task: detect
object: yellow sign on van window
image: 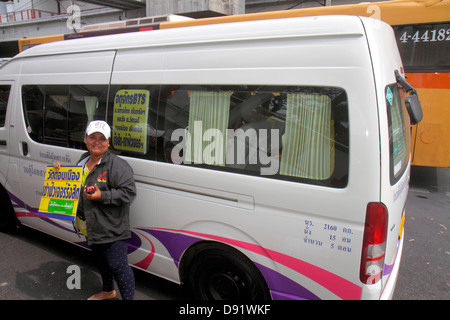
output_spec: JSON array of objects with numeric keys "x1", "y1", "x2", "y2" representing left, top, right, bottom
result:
[
  {"x1": 38, "y1": 166, "x2": 83, "y2": 221},
  {"x1": 112, "y1": 89, "x2": 150, "y2": 154}
]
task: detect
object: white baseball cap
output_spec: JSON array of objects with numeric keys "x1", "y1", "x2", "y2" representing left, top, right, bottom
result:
[{"x1": 85, "y1": 120, "x2": 111, "y2": 139}]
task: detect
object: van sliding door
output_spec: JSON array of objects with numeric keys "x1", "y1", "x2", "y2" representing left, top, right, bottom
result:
[{"x1": 10, "y1": 51, "x2": 116, "y2": 243}]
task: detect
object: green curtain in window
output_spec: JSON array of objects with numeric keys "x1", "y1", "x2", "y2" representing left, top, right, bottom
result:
[
  {"x1": 280, "y1": 94, "x2": 334, "y2": 180},
  {"x1": 186, "y1": 91, "x2": 231, "y2": 165}
]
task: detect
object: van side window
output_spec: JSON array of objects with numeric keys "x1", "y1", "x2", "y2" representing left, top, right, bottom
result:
[
  {"x1": 0, "y1": 85, "x2": 11, "y2": 127},
  {"x1": 22, "y1": 85, "x2": 109, "y2": 149},
  {"x1": 386, "y1": 84, "x2": 411, "y2": 184},
  {"x1": 22, "y1": 85, "x2": 44, "y2": 142},
  {"x1": 117, "y1": 85, "x2": 349, "y2": 188},
  {"x1": 154, "y1": 85, "x2": 348, "y2": 188},
  {"x1": 31, "y1": 83, "x2": 349, "y2": 188},
  {"x1": 43, "y1": 86, "x2": 70, "y2": 146}
]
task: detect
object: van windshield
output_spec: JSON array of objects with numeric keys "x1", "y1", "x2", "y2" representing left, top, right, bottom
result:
[{"x1": 386, "y1": 83, "x2": 411, "y2": 184}]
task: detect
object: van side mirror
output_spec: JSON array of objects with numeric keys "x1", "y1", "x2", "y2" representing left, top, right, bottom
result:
[
  {"x1": 395, "y1": 70, "x2": 423, "y2": 125},
  {"x1": 404, "y1": 91, "x2": 423, "y2": 125}
]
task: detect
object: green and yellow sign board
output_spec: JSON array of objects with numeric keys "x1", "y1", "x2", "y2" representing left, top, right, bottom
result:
[
  {"x1": 38, "y1": 166, "x2": 82, "y2": 221},
  {"x1": 112, "y1": 89, "x2": 150, "y2": 154}
]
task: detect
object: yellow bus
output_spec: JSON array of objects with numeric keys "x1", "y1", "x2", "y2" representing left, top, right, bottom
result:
[
  {"x1": 160, "y1": 0, "x2": 450, "y2": 167},
  {"x1": 16, "y1": 0, "x2": 450, "y2": 166},
  {"x1": 18, "y1": 34, "x2": 65, "y2": 52}
]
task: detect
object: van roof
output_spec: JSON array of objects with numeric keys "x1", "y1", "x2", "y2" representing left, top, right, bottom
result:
[{"x1": 13, "y1": 15, "x2": 370, "y2": 59}]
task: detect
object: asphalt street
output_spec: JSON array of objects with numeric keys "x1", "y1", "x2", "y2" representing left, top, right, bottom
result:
[
  {"x1": 0, "y1": 166, "x2": 448, "y2": 300},
  {"x1": 393, "y1": 166, "x2": 449, "y2": 300},
  {"x1": 0, "y1": 226, "x2": 188, "y2": 300}
]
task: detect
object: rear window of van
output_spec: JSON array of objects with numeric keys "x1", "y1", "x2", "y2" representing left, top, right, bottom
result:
[{"x1": 386, "y1": 84, "x2": 411, "y2": 184}]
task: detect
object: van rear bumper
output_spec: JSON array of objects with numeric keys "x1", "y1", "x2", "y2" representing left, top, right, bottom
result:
[{"x1": 380, "y1": 232, "x2": 404, "y2": 300}]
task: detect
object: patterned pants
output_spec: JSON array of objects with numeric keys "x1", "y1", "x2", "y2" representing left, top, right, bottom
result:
[{"x1": 91, "y1": 240, "x2": 135, "y2": 300}]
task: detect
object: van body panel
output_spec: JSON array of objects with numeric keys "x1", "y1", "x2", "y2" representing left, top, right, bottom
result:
[
  {"x1": 110, "y1": 17, "x2": 382, "y2": 298},
  {"x1": 0, "y1": 15, "x2": 410, "y2": 299},
  {"x1": 19, "y1": 51, "x2": 116, "y2": 85},
  {"x1": 362, "y1": 17, "x2": 410, "y2": 297}
]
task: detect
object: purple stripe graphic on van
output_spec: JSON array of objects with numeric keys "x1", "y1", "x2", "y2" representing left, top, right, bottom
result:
[{"x1": 137, "y1": 227, "x2": 334, "y2": 300}]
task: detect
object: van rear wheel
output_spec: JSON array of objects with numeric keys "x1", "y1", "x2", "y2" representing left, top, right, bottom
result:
[{"x1": 187, "y1": 246, "x2": 270, "y2": 300}]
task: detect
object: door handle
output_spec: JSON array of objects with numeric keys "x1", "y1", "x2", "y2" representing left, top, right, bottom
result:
[{"x1": 21, "y1": 141, "x2": 29, "y2": 156}]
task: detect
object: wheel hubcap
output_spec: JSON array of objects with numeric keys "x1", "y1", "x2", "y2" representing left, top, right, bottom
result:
[{"x1": 207, "y1": 272, "x2": 245, "y2": 299}]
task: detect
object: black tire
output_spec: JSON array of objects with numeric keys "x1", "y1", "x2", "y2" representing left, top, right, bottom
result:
[
  {"x1": 187, "y1": 246, "x2": 270, "y2": 300},
  {"x1": 0, "y1": 186, "x2": 17, "y2": 233}
]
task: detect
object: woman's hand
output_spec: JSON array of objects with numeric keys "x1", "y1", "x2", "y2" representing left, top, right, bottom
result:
[
  {"x1": 84, "y1": 184, "x2": 101, "y2": 201},
  {"x1": 53, "y1": 162, "x2": 64, "y2": 170}
]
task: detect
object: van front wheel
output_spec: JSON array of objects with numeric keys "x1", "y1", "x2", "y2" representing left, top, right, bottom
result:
[
  {"x1": 0, "y1": 187, "x2": 17, "y2": 233},
  {"x1": 187, "y1": 247, "x2": 270, "y2": 300}
]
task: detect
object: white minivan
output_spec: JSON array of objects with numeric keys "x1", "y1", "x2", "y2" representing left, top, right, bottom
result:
[{"x1": 0, "y1": 15, "x2": 421, "y2": 299}]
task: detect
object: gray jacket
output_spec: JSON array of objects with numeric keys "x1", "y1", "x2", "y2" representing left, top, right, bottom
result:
[{"x1": 77, "y1": 150, "x2": 136, "y2": 245}]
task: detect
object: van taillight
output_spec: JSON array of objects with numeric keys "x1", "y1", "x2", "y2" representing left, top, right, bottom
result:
[{"x1": 360, "y1": 202, "x2": 388, "y2": 285}]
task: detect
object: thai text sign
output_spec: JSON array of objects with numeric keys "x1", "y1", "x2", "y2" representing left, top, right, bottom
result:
[
  {"x1": 112, "y1": 89, "x2": 150, "y2": 154},
  {"x1": 38, "y1": 166, "x2": 82, "y2": 221}
]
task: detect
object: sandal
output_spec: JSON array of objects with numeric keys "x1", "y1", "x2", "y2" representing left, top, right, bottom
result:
[{"x1": 87, "y1": 290, "x2": 117, "y2": 300}]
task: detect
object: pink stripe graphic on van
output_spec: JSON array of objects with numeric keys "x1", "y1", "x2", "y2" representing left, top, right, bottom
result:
[
  {"x1": 133, "y1": 230, "x2": 155, "y2": 270},
  {"x1": 143, "y1": 227, "x2": 362, "y2": 300}
]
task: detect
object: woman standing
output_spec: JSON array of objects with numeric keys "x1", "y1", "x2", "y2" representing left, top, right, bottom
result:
[{"x1": 55, "y1": 120, "x2": 137, "y2": 300}]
